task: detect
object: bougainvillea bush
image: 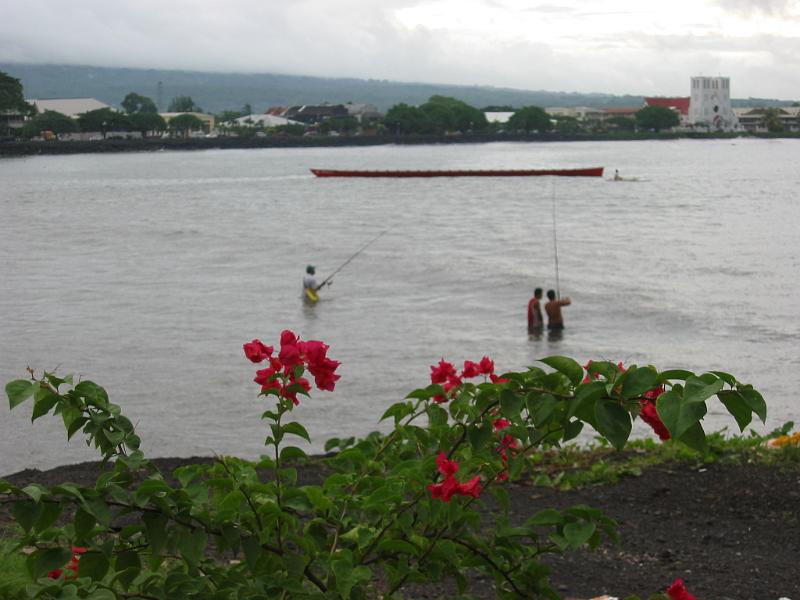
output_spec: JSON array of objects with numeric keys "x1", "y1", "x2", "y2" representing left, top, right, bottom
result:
[{"x1": 1, "y1": 331, "x2": 766, "y2": 599}]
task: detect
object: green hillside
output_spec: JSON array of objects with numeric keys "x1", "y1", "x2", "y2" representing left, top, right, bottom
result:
[{"x1": 2, "y1": 63, "x2": 794, "y2": 113}]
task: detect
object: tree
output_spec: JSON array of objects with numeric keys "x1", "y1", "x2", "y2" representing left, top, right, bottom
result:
[
  {"x1": 168, "y1": 113, "x2": 205, "y2": 137},
  {"x1": 554, "y1": 116, "x2": 581, "y2": 134},
  {"x1": 20, "y1": 110, "x2": 78, "y2": 138},
  {"x1": 762, "y1": 108, "x2": 784, "y2": 133},
  {"x1": 318, "y1": 116, "x2": 359, "y2": 135},
  {"x1": 128, "y1": 112, "x2": 167, "y2": 137},
  {"x1": 635, "y1": 105, "x2": 680, "y2": 132},
  {"x1": 168, "y1": 95, "x2": 202, "y2": 113},
  {"x1": 121, "y1": 92, "x2": 158, "y2": 114},
  {"x1": 0, "y1": 71, "x2": 33, "y2": 114},
  {"x1": 607, "y1": 116, "x2": 636, "y2": 132},
  {"x1": 420, "y1": 95, "x2": 488, "y2": 133},
  {"x1": 77, "y1": 108, "x2": 130, "y2": 138},
  {"x1": 507, "y1": 106, "x2": 552, "y2": 133},
  {"x1": 383, "y1": 103, "x2": 436, "y2": 135}
]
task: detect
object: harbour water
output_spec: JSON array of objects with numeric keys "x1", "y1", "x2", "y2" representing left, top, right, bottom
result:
[{"x1": 1, "y1": 139, "x2": 798, "y2": 475}]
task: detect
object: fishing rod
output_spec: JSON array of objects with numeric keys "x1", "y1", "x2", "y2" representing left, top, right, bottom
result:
[
  {"x1": 316, "y1": 228, "x2": 391, "y2": 290},
  {"x1": 551, "y1": 180, "x2": 561, "y2": 300}
]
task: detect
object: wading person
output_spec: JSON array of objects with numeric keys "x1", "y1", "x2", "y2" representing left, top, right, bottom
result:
[
  {"x1": 545, "y1": 289, "x2": 571, "y2": 331},
  {"x1": 527, "y1": 287, "x2": 544, "y2": 334},
  {"x1": 303, "y1": 265, "x2": 319, "y2": 302}
]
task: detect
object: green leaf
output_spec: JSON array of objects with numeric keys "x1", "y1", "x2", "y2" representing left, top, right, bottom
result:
[
  {"x1": 683, "y1": 376, "x2": 723, "y2": 404},
  {"x1": 539, "y1": 356, "x2": 583, "y2": 386},
  {"x1": 21, "y1": 484, "x2": 44, "y2": 503},
  {"x1": 527, "y1": 509, "x2": 563, "y2": 526},
  {"x1": 569, "y1": 380, "x2": 605, "y2": 422},
  {"x1": 426, "y1": 404, "x2": 449, "y2": 427},
  {"x1": 12, "y1": 500, "x2": 42, "y2": 532},
  {"x1": 467, "y1": 423, "x2": 493, "y2": 451},
  {"x1": 34, "y1": 500, "x2": 62, "y2": 532},
  {"x1": 499, "y1": 389, "x2": 524, "y2": 419},
  {"x1": 74, "y1": 508, "x2": 96, "y2": 541},
  {"x1": 77, "y1": 551, "x2": 110, "y2": 580},
  {"x1": 656, "y1": 390, "x2": 707, "y2": 440},
  {"x1": 406, "y1": 384, "x2": 444, "y2": 400},
  {"x1": 377, "y1": 539, "x2": 419, "y2": 557},
  {"x1": 739, "y1": 387, "x2": 767, "y2": 423},
  {"x1": 31, "y1": 387, "x2": 59, "y2": 421},
  {"x1": 529, "y1": 393, "x2": 557, "y2": 427},
  {"x1": 658, "y1": 369, "x2": 694, "y2": 382},
  {"x1": 381, "y1": 401, "x2": 414, "y2": 423},
  {"x1": 593, "y1": 400, "x2": 631, "y2": 451},
  {"x1": 563, "y1": 419, "x2": 584, "y2": 442},
  {"x1": 6, "y1": 380, "x2": 35, "y2": 409},
  {"x1": 563, "y1": 521, "x2": 596, "y2": 548},
  {"x1": 717, "y1": 391, "x2": 753, "y2": 431},
  {"x1": 178, "y1": 527, "x2": 207, "y2": 567},
  {"x1": 74, "y1": 380, "x2": 109, "y2": 408},
  {"x1": 143, "y1": 512, "x2": 168, "y2": 555},
  {"x1": 677, "y1": 421, "x2": 707, "y2": 452},
  {"x1": 283, "y1": 421, "x2": 311, "y2": 442},
  {"x1": 27, "y1": 547, "x2": 73, "y2": 579},
  {"x1": 620, "y1": 366, "x2": 658, "y2": 399},
  {"x1": 280, "y1": 446, "x2": 308, "y2": 461}
]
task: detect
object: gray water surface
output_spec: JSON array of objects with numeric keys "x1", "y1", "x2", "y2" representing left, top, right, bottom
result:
[{"x1": 1, "y1": 139, "x2": 798, "y2": 474}]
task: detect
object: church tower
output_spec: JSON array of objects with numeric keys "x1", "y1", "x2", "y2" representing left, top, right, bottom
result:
[{"x1": 689, "y1": 76, "x2": 739, "y2": 131}]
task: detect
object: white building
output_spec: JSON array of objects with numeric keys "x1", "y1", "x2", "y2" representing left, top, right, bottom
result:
[
  {"x1": 28, "y1": 98, "x2": 111, "y2": 117},
  {"x1": 688, "y1": 77, "x2": 739, "y2": 131},
  {"x1": 229, "y1": 114, "x2": 301, "y2": 128}
]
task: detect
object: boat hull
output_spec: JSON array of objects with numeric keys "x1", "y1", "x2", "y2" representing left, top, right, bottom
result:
[{"x1": 310, "y1": 167, "x2": 604, "y2": 178}]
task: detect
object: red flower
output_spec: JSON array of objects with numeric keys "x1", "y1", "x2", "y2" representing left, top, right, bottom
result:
[
  {"x1": 428, "y1": 453, "x2": 483, "y2": 502},
  {"x1": 47, "y1": 547, "x2": 86, "y2": 580},
  {"x1": 644, "y1": 385, "x2": 665, "y2": 401},
  {"x1": 280, "y1": 329, "x2": 298, "y2": 346},
  {"x1": 243, "y1": 339, "x2": 274, "y2": 363},
  {"x1": 435, "y1": 451, "x2": 459, "y2": 476},
  {"x1": 462, "y1": 360, "x2": 481, "y2": 379},
  {"x1": 493, "y1": 418, "x2": 511, "y2": 430},
  {"x1": 640, "y1": 401, "x2": 671, "y2": 441},
  {"x1": 430, "y1": 359, "x2": 458, "y2": 384},
  {"x1": 489, "y1": 374, "x2": 509, "y2": 384},
  {"x1": 478, "y1": 356, "x2": 494, "y2": 375},
  {"x1": 666, "y1": 578, "x2": 697, "y2": 600}
]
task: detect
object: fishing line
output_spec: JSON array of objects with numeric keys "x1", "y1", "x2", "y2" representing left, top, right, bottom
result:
[
  {"x1": 317, "y1": 227, "x2": 391, "y2": 289},
  {"x1": 551, "y1": 179, "x2": 561, "y2": 300}
]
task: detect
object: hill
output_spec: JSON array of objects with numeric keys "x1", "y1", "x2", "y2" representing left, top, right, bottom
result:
[{"x1": 2, "y1": 63, "x2": 796, "y2": 114}]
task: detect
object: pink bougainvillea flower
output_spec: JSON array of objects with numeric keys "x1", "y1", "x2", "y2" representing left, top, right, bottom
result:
[
  {"x1": 493, "y1": 418, "x2": 511, "y2": 431},
  {"x1": 430, "y1": 359, "x2": 458, "y2": 384},
  {"x1": 47, "y1": 547, "x2": 87, "y2": 580},
  {"x1": 644, "y1": 385, "x2": 665, "y2": 401},
  {"x1": 458, "y1": 476, "x2": 483, "y2": 498},
  {"x1": 640, "y1": 401, "x2": 671, "y2": 441},
  {"x1": 478, "y1": 356, "x2": 495, "y2": 375},
  {"x1": 666, "y1": 578, "x2": 697, "y2": 600},
  {"x1": 243, "y1": 339, "x2": 274, "y2": 363},
  {"x1": 435, "y1": 451, "x2": 459, "y2": 476},
  {"x1": 489, "y1": 374, "x2": 509, "y2": 384},
  {"x1": 300, "y1": 340, "x2": 329, "y2": 366},
  {"x1": 462, "y1": 360, "x2": 482, "y2": 379},
  {"x1": 280, "y1": 329, "x2": 298, "y2": 346},
  {"x1": 427, "y1": 475, "x2": 460, "y2": 502}
]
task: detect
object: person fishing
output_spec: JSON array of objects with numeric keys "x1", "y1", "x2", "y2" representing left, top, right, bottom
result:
[
  {"x1": 545, "y1": 289, "x2": 571, "y2": 331},
  {"x1": 301, "y1": 229, "x2": 390, "y2": 304},
  {"x1": 527, "y1": 287, "x2": 544, "y2": 334}
]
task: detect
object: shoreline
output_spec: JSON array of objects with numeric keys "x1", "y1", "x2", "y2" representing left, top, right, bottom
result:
[{"x1": 1, "y1": 131, "x2": 796, "y2": 158}]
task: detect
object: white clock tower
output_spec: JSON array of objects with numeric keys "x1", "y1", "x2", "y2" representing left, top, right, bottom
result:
[{"x1": 689, "y1": 76, "x2": 739, "y2": 131}]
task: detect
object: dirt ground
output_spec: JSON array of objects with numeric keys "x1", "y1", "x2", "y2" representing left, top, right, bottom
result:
[{"x1": 3, "y1": 457, "x2": 799, "y2": 600}]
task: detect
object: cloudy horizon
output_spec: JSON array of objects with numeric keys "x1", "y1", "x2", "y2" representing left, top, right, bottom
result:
[{"x1": 2, "y1": 0, "x2": 799, "y2": 99}]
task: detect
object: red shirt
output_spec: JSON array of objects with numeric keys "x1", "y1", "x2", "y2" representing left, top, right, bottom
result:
[{"x1": 528, "y1": 297, "x2": 543, "y2": 330}]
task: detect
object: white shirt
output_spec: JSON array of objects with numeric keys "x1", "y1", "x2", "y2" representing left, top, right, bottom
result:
[{"x1": 303, "y1": 274, "x2": 317, "y2": 290}]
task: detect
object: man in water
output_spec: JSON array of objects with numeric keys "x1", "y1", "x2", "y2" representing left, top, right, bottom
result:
[
  {"x1": 303, "y1": 265, "x2": 318, "y2": 291},
  {"x1": 545, "y1": 289, "x2": 571, "y2": 331},
  {"x1": 527, "y1": 287, "x2": 544, "y2": 334}
]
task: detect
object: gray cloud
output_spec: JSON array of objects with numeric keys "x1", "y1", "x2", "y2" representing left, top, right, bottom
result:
[{"x1": 0, "y1": 0, "x2": 798, "y2": 99}]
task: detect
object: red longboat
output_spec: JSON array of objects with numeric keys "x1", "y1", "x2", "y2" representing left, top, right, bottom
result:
[{"x1": 310, "y1": 167, "x2": 604, "y2": 178}]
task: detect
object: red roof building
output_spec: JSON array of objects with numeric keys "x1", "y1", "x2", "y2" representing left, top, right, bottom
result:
[{"x1": 643, "y1": 97, "x2": 691, "y2": 116}]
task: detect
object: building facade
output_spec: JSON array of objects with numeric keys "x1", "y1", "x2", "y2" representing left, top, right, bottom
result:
[{"x1": 688, "y1": 77, "x2": 739, "y2": 131}]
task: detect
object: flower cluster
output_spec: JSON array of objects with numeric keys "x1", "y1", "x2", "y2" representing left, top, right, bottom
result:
[
  {"x1": 666, "y1": 578, "x2": 698, "y2": 600},
  {"x1": 427, "y1": 452, "x2": 482, "y2": 502},
  {"x1": 244, "y1": 330, "x2": 340, "y2": 404},
  {"x1": 493, "y1": 417, "x2": 518, "y2": 481},
  {"x1": 429, "y1": 356, "x2": 506, "y2": 403},
  {"x1": 640, "y1": 385, "x2": 670, "y2": 441},
  {"x1": 47, "y1": 546, "x2": 87, "y2": 580}
]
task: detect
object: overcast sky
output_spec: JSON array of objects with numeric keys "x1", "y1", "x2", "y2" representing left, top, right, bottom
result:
[{"x1": 2, "y1": 0, "x2": 799, "y2": 98}]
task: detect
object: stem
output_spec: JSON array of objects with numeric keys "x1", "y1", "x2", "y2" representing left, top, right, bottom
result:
[{"x1": 444, "y1": 537, "x2": 524, "y2": 596}]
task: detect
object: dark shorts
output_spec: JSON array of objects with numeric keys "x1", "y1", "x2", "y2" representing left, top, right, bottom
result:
[{"x1": 548, "y1": 323, "x2": 564, "y2": 331}]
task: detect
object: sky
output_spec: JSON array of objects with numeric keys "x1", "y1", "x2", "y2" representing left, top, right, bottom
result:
[{"x1": 2, "y1": 0, "x2": 799, "y2": 98}]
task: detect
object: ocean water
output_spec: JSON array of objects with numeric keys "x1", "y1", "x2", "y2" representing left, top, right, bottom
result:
[{"x1": 1, "y1": 139, "x2": 798, "y2": 475}]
